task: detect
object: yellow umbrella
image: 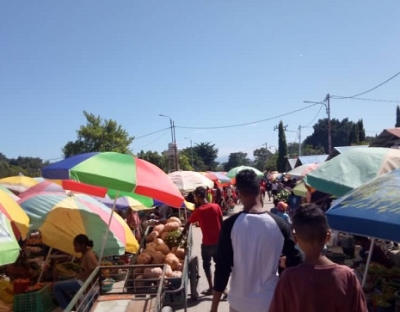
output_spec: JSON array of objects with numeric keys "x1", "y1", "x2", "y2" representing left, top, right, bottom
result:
[
  {"x1": 0, "y1": 176, "x2": 38, "y2": 193},
  {"x1": 0, "y1": 188, "x2": 30, "y2": 239}
]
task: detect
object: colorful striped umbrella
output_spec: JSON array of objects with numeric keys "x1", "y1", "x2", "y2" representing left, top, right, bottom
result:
[
  {"x1": 0, "y1": 212, "x2": 20, "y2": 266},
  {"x1": 0, "y1": 176, "x2": 39, "y2": 193},
  {"x1": 227, "y1": 166, "x2": 264, "y2": 179},
  {"x1": 304, "y1": 147, "x2": 400, "y2": 197},
  {"x1": 41, "y1": 152, "x2": 184, "y2": 207},
  {"x1": 19, "y1": 193, "x2": 139, "y2": 257},
  {"x1": 19, "y1": 180, "x2": 64, "y2": 199},
  {"x1": 95, "y1": 194, "x2": 153, "y2": 211},
  {"x1": 0, "y1": 185, "x2": 20, "y2": 201},
  {"x1": 0, "y1": 188, "x2": 29, "y2": 239}
]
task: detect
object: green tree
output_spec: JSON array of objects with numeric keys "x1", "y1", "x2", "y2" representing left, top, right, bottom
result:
[
  {"x1": 396, "y1": 106, "x2": 400, "y2": 127},
  {"x1": 357, "y1": 119, "x2": 366, "y2": 142},
  {"x1": 265, "y1": 152, "x2": 278, "y2": 171},
  {"x1": 304, "y1": 118, "x2": 358, "y2": 153},
  {"x1": 63, "y1": 111, "x2": 134, "y2": 157},
  {"x1": 276, "y1": 121, "x2": 288, "y2": 172},
  {"x1": 137, "y1": 150, "x2": 165, "y2": 170},
  {"x1": 178, "y1": 153, "x2": 193, "y2": 171},
  {"x1": 349, "y1": 123, "x2": 360, "y2": 145},
  {"x1": 252, "y1": 147, "x2": 273, "y2": 171},
  {"x1": 0, "y1": 153, "x2": 49, "y2": 178},
  {"x1": 223, "y1": 152, "x2": 251, "y2": 171},
  {"x1": 191, "y1": 142, "x2": 219, "y2": 171}
]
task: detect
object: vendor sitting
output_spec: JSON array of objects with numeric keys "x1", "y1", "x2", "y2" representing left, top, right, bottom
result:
[
  {"x1": 353, "y1": 236, "x2": 393, "y2": 268},
  {"x1": 53, "y1": 234, "x2": 98, "y2": 310}
]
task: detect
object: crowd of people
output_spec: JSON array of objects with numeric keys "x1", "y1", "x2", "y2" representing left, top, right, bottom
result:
[{"x1": 187, "y1": 169, "x2": 367, "y2": 312}]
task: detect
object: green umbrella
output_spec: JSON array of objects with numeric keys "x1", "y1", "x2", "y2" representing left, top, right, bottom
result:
[
  {"x1": 0, "y1": 212, "x2": 20, "y2": 266},
  {"x1": 227, "y1": 166, "x2": 264, "y2": 179},
  {"x1": 303, "y1": 147, "x2": 400, "y2": 197}
]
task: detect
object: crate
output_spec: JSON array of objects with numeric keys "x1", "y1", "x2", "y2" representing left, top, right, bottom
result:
[{"x1": 13, "y1": 284, "x2": 55, "y2": 312}]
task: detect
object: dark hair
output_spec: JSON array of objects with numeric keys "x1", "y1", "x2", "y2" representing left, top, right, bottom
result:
[
  {"x1": 293, "y1": 204, "x2": 329, "y2": 244},
  {"x1": 74, "y1": 234, "x2": 94, "y2": 248},
  {"x1": 194, "y1": 186, "x2": 207, "y2": 198},
  {"x1": 273, "y1": 198, "x2": 280, "y2": 207},
  {"x1": 235, "y1": 169, "x2": 260, "y2": 196}
]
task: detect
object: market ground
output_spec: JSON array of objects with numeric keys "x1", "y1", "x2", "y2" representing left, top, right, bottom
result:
[{"x1": 170, "y1": 198, "x2": 275, "y2": 312}]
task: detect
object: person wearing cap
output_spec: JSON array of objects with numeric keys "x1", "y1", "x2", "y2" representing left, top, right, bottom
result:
[{"x1": 276, "y1": 201, "x2": 291, "y2": 225}]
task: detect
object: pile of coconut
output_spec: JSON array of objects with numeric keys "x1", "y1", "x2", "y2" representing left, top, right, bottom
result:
[{"x1": 134, "y1": 217, "x2": 186, "y2": 281}]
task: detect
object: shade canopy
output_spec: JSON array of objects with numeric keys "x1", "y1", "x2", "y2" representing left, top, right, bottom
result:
[{"x1": 327, "y1": 168, "x2": 400, "y2": 242}]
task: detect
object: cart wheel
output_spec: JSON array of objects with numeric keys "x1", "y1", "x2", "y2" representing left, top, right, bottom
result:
[
  {"x1": 161, "y1": 307, "x2": 174, "y2": 312},
  {"x1": 189, "y1": 255, "x2": 200, "y2": 301}
]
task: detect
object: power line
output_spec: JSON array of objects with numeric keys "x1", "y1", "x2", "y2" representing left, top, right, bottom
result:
[
  {"x1": 330, "y1": 96, "x2": 400, "y2": 103},
  {"x1": 136, "y1": 129, "x2": 169, "y2": 149},
  {"x1": 175, "y1": 103, "x2": 320, "y2": 130},
  {"x1": 135, "y1": 127, "x2": 171, "y2": 139},
  {"x1": 303, "y1": 105, "x2": 324, "y2": 128},
  {"x1": 334, "y1": 70, "x2": 400, "y2": 99}
]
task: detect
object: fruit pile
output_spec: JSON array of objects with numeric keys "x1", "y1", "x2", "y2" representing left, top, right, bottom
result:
[{"x1": 132, "y1": 217, "x2": 187, "y2": 289}]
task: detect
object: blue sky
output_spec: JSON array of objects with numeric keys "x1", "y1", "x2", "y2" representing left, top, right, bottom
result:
[{"x1": 1, "y1": 1, "x2": 400, "y2": 162}]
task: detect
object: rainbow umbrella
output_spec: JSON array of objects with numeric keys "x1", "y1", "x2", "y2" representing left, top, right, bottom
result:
[
  {"x1": 19, "y1": 193, "x2": 139, "y2": 257},
  {"x1": 95, "y1": 194, "x2": 153, "y2": 211},
  {"x1": 0, "y1": 185, "x2": 20, "y2": 201},
  {"x1": 0, "y1": 176, "x2": 39, "y2": 193},
  {"x1": 0, "y1": 212, "x2": 20, "y2": 266},
  {"x1": 41, "y1": 152, "x2": 184, "y2": 207},
  {"x1": 19, "y1": 180, "x2": 64, "y2": 199},
  {"x1": 0, "y1": 188, "x2": 29, "y2": 239}
]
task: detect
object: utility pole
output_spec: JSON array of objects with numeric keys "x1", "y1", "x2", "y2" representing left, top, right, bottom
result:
[
  {"x1": 303, "y1": 97, "x2": 332, "y2": 155},
  {"x1": 274, "y1": 125, "x2": 288, "y2": 131},
  {"x1": 159, "y1": 114, "x2": 178, "y2": 172},
  {"x1": 325, "y1": 94, "x2": 332, "y2": 154},
  {"x1": 298, "y1": 125, "x2": 302, "y2": 156}
]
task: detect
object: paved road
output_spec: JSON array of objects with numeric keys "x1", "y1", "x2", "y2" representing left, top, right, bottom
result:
[{"x1": 171, "y1": 199, "x2": 274, "y2": 312}]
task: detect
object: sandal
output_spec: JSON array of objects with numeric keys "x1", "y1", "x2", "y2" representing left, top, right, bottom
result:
[{"x1": 201, "y1": 289, "x2": 213, "y2": 296}]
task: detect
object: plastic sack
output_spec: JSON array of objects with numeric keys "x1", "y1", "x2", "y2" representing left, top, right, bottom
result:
[{"x1": 0, "y1": 280, "x2": 13, "y2": 305}]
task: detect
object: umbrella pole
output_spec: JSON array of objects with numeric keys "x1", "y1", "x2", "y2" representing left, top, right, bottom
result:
[
  {"x1": 98, "y1": 192, "x2": 119, "y2": 261},
  {"x1": 361, "y1": 238, "x2": 375, "y2": 287},
  {"x1": 37, "y1": 247, "x2": 53, "y2": 283}
]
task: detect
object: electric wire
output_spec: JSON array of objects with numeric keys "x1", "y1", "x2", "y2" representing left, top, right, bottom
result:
[
  {"x1": 330, "y1": 96, "x2": 400, "y2": 103},
  {"x1": 136, "y1": 129, "x2": 169, "y2": 149},
  {"x1": 134, "y1": 127, "x2": 171, "y2": 139},
  {"x1": 303, "y1": 105, "x2": 324, "y2": 128},
  {"x1": 175, "y1": 103, "x2": 320, "y2": 130},
  {"x1": 333, "y1": 70, "x2": 400, "y2": 99}
]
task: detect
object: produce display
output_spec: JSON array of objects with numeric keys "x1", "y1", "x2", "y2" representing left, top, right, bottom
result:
[
  {"x1": 134, "y1": 217, "x2": 186, "y2": 286},
  {"x1": 54, "y1": 262, "x2": 81, "y2": 280}
]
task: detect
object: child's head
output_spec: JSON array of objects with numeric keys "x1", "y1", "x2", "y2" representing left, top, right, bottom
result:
[
  {"x1": 293, "y1": 204, "x2": 330, "y2": 255},
  {"x1": 277, "y1": 201, "x2": 287, "y2": 212},
  {"x1": 273, "y1": 199, "x2": 280, "y2": 207}
]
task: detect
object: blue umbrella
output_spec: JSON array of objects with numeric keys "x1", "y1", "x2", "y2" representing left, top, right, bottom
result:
[
  {"x1": 327, "y1": 168, "x2": 400, "y2": 287},
  {"x1": 326, "y1": 168, "x2": 400, "y2": 242}
]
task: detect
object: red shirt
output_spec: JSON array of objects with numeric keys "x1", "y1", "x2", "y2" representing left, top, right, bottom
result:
[
  {"x1": 189, "y1": 203, "x2": 222, "y2": 245},
  {"x1": 269, "y1": 264, "x2": 367, "y2": 312}
]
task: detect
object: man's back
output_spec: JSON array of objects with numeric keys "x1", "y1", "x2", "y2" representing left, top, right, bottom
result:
[
  {"x1": 189, "y1": 203, "x2": 222, "y2": 245},
  {"x1": 214, "y1": 211, "x2": 301, "y2": 312},
  {"x1": 269, "y1": 264, "x2": 367, "y2": 312}
]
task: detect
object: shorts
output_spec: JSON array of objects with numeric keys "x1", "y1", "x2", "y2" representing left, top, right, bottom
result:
[
  {"x1": 272, "y1": 190, "x2": 278, "y2": 196},
  {"x1": 201, "y1": 244, "x2": 218, "y2": 277}
]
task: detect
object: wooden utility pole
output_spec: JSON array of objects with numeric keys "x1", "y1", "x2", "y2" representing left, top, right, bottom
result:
[{"x1": 325, "y1": 94, "x2": 332, "y2": 154}]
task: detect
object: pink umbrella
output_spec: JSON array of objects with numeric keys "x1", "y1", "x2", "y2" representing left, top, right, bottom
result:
[
  {"x1": 286, "y1": 164, "x2": 320, "y2": 179},
  {"x1": 19, "y1": 181, "x2": 64, "y2": 199}
]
